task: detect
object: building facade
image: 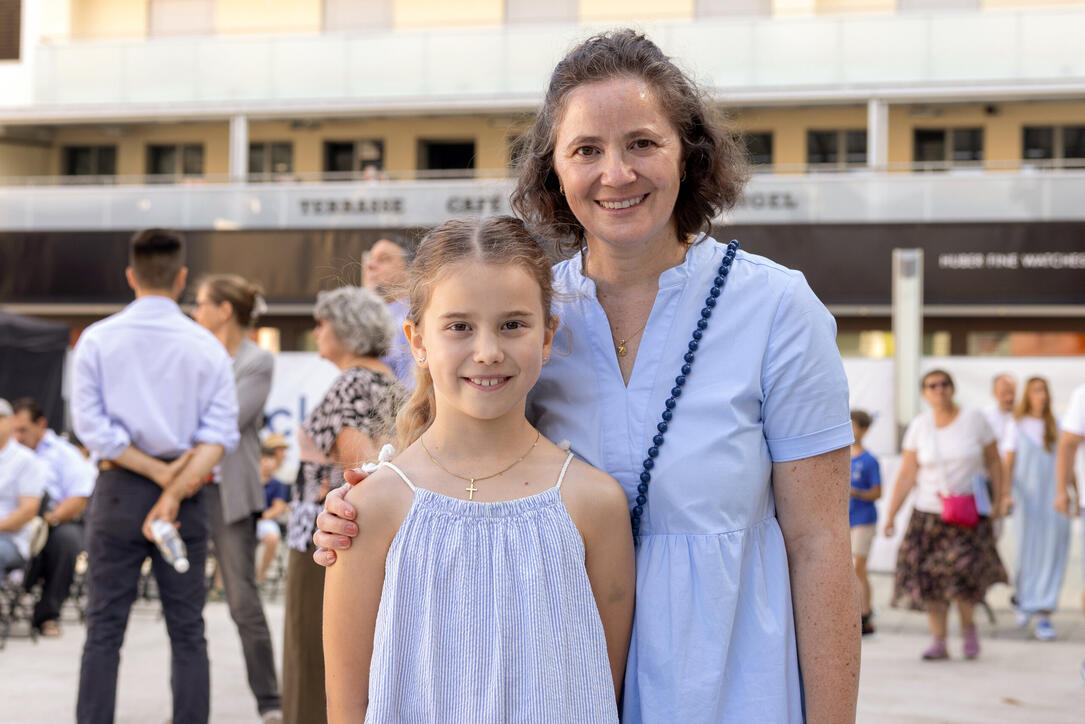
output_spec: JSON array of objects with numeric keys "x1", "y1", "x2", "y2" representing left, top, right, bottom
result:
[{"x1": 1, "y1": 0, "x2": 1084, "y2": 355}]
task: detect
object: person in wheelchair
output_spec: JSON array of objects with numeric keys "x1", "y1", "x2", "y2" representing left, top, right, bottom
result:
[
  {"x1": 0, "y1": 399, "x2": 46, "y2": 577},
  {"x1": 12, "y1": 397, "x2": 96, "y2": 636}
]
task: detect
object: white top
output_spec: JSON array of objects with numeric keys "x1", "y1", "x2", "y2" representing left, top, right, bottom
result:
[
  {"x1": 528, "y1": 239, "x2": 852, "y2": 723},
  {"x1": 903, "y1": 407, "x2": 996, "y2": 515},
  {"x1": 0, "y1": 438, "x2": 47, "y2": 559},
  {"x1": 984, "y1": 405, "x2": 1014, "y2": 456},
  {"x1": 1003, "y1": 416, "x2": 1049, "y2": 453},
  {"x1": 364, "y1": 451, "x2": 617, "y2": 723},
  {"x1": 1063, "y1": 384, "x2": 1085, "y2": 437}
]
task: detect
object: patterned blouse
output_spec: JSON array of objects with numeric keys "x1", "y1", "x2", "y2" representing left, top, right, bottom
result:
[{"x1": 285, "y1": 366, "x2": 401, "y2": 552}]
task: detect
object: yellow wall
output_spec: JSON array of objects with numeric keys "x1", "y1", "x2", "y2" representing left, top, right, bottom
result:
[
  {"x1": 215, "y1": 0, "x2": 322, "y2": 34},
  {"x1": 51, "y1": 123, "x2": 230, "y2": 177},
  {"x1": 815, "y1": 0, "x2": 894, "y2": 13},
  {"x1": 37, "y1": 101, "x2": 1085, "y2": 178},
  {"x1": 71, "y1": 0, "x2": 148, "y2": 39},
  {"x1": 0, "y1": 142, "x2": 52, "y2": 178},
  {"x1": 733, "y1": 106, "x2": 868, "y2": 169},
  {"x1": 887, "y1": 101, "x2": 1085, "y2": 169},
  {"x1": 579, "y1": 0, "x2": 693, "y2": 22},
  {"x1": 983, "y1": 0, "x2": 1085, "y2": 8},
  {"x1": 394, "y1": 0, "x2": 504, "y2": 28}
]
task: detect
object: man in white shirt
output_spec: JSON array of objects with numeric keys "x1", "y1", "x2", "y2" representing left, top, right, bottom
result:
[
  {"x1": 12, "y1": 397, "x2": 97, "y2": 636},
  {"x1": 984, "y1": 373, "x2": 1017, "y2": 456},
  {"x1": 1054, "y1": 382, "x2": 1085, "y2": 682},
  {"x1": 0, "y1": 398, "x2": 46, "y2": 574},
  {"x1": 362, "y1": 236, "x2": 414, "y2": 388}
]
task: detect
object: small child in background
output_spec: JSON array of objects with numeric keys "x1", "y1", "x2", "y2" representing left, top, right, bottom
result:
[
  {"x1": 256, "y1": 436, "x2": 290, "y2": 585},
  {"x1": 850, "y1": 409, "x2": 882, "y2": 636}
]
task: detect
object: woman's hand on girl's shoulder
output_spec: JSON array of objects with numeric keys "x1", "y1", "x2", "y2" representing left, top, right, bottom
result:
[{"x1": 336, "y1": 466, "x2": 415, "y2": 559}]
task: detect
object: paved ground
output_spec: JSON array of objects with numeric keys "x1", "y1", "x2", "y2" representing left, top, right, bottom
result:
[{"x1": 2, "y1": 573, "x2": 1085, "y2": 723}]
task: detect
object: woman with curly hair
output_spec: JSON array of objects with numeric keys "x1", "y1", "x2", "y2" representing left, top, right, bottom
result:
[
  {"x1": 317, "y1": 30, "x2": 858, "y2": 722},
  {"x1": 282, "y1": 286, "x2": 402, "y2": 724}
]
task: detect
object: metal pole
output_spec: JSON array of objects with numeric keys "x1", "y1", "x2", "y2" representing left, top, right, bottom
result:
[
  {"x1": 229, "y1": 115, "x2": 249, "y2": 184},
  {"x1": 867, "y1": 99, "x2": 888, "y2": 171},
  {"x1": 892, "y1": 248, "x2": 923, "y2": 449}
]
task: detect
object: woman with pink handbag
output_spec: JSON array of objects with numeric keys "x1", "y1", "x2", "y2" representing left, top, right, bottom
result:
[{"x1": 883, "y1": 369, "x2": 1008, "y2": 661}]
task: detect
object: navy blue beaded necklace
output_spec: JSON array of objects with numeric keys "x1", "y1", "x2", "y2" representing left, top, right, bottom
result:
[{"x1": 630, "y1": 239, "x2": 740, "y2": 541}]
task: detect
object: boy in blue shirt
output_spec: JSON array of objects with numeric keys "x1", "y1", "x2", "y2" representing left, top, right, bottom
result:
[{"x1": 850, "y1": 410, "x2": 881, "y2": 636}]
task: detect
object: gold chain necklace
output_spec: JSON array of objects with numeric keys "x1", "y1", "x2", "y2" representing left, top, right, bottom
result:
[
  {"x1": 614, "y1": 321, "x2": 648, "y2": 357},
  {"x1": 420, "y1": 430, "x2": 541, "y2": 500}
]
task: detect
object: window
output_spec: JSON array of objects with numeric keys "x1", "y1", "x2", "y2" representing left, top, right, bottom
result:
[
  {"x1": 147, "y1": 143, "x2": 204, "y2": 182},
  {"x1": 249, "y1": 142, "x2": 293, "y2": 180},
  {"x1": 418, "y1": 140, "x2": 476, "y2": 178},
  {"x1": 913, "y1": 128, "x2": 983, "y2": 170},
  {"x1": 323, "y1": 140, "x2": 384, "y2": 180},
  {"x1": 63, "y1": 146, "x2": 117, "y2": 179},
  {"x1": 695, "y1": 0, "x2": 771, "y2": 17},
  {"x1": 505, "y1": 0, "x2": 577, "y2": 23},
  {"x1": 1022, "y1": 125, "x2": 1085, "y2": 167},
  {"x1": 806, "y1": 130, "x2": 867, "y2": 170},
  {"x1": 744, "y1": 132, "x2": 773, "y2": 168},
  {"x1": 324, "y1": 0, "x2": 393, "y2": 31},
  {"x1": 1023, "y1": 127, "x2": 1054, "y2": 161},
  {"x1": 0, "y1": 0, "x2": 19, "y2": 60}
]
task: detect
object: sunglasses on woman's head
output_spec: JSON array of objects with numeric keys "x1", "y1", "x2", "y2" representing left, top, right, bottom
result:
[{"x1": 925, "y1": 380, "x2": 952, "y2": 390}]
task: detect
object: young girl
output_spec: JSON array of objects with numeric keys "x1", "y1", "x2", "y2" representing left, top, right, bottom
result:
[{"x1": 323, "y1": 216, "x2": 635, "y2": 723}]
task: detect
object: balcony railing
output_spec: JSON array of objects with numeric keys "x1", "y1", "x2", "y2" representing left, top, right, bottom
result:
[
  {"x1": 7, "y1": 7, "x2": 1085, "y2": 116},
  {"x1": 2, "y1": 169, "x2": 1084, "y2": 231}
]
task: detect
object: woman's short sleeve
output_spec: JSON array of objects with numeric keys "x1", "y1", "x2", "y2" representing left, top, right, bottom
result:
[
  {"x1": 901, "y1": 416, "x2": 922, "y2": 453},
  {"x1": 761, "y1": 272, "x2": 853, "y2": 462}
]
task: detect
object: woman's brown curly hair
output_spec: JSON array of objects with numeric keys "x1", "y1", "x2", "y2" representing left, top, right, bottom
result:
[{"x1": 510, "y1": 28, "x2": 749, "y2": 257}]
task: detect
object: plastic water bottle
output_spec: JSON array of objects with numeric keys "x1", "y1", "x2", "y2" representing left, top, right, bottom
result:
[{"x1": 150, "y1": 519, "x2": 190, "y2": 573}]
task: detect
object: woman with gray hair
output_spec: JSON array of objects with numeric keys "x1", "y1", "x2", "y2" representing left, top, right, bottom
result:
[{"x1": 282, "y1": 286, "x2": 401, "y2": 724}]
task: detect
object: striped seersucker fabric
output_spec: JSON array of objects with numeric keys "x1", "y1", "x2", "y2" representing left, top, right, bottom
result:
[{"x1": 365, "y1": 455, "x2": 619, "y2": 723}]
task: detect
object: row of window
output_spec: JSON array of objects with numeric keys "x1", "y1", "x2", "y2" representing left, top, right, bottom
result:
[
  {"x1": 60, "y1": 124, "x2": 1085, "y2": 179},
  {"x1": 63, "y1": 139, "x2": 475, "y2": 180}
]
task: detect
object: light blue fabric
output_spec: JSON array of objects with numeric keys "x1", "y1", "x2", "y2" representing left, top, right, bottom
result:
[
  {"x1": 366, "y1": 454, "x2": 618, "y2": 723},
  {"x1": 0, "y1": 438, "x2": 46, "y2": 559},
  {"x1": 528, "y1": 238, "x2": 853, "y2": 723},
  {"x1": 382, "y1": 298, "x2": 416, "y2": 390},
  {"x1": 34, "y1": 429, "x2": 96, "y2": 506},
  {"x1": 71, "y1": 295, "x2": 240, "y2": 461},
  {"x1": 1011, "y1": 426, "x2": 1070, "y2": 613}
]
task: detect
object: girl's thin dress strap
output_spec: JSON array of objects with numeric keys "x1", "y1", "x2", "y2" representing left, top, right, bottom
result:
[
  {"x1": 378, "y1": 461, "x2": 417, "y2": 492},
  {"x1": 554, "y1": 452, "x2": 575, "y2": 490}
]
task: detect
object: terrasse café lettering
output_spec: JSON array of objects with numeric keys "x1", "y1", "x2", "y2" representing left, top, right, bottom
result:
[{"x1": 299, "y1": 198, "x2": 405, "y2": 215}]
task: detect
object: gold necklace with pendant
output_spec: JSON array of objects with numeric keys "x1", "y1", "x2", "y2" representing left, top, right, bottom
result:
[
  {"x1": 420, "y1": 430, "x2": 541, "y2": 500},
  {"x1": 615, "y1": 322, "x2": 648, "y2": 358}
]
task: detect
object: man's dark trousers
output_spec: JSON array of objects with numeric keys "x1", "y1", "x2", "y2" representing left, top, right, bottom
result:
[
  {"x1": 29, "y1": 520, "x2": 83, "y2": 628},
  {"x1": 77, "y1": 468, "x2": 209, "y2": 724}
]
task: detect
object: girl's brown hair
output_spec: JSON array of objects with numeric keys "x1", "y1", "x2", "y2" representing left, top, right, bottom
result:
[
  {"x1": 395, "y1": 216, "x2": 555, "y2": 450},
  {"x1": 198, "y1": 273, "x2": 265, "y2": 327},
  {"x1": 1014, "y1": 376, "x2": 1057, "y2": 452},
  {"x1": 510, "y1": 28, "x2": 749, "y2": 256}
]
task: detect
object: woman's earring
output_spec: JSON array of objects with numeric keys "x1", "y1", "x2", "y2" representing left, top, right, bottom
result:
[
  {"x1": 559, "y1": 184, "x2": 565, "y2": 196},
  {"x1": 542, "y1": 355, "x2": 550, "y2": 364},
  {"x1": 416, "y1": 356, "x2": 426, "y2": 365},
  {"x1": 680, "y1": 171, "x2": 687, "y2": 183}
]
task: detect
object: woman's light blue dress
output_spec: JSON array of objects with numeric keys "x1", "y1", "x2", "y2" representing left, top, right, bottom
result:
[
  {"x1": 528, "y1": 238, "x2": 852, "y2": 723},
  {"x1": 1011, "y1": 423, "x2": 1070, "y2": 613}
]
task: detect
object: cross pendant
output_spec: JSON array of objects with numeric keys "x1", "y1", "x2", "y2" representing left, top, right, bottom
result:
[{"x1": 465, "y1": 480, "x2": 478, "y2": 500}]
